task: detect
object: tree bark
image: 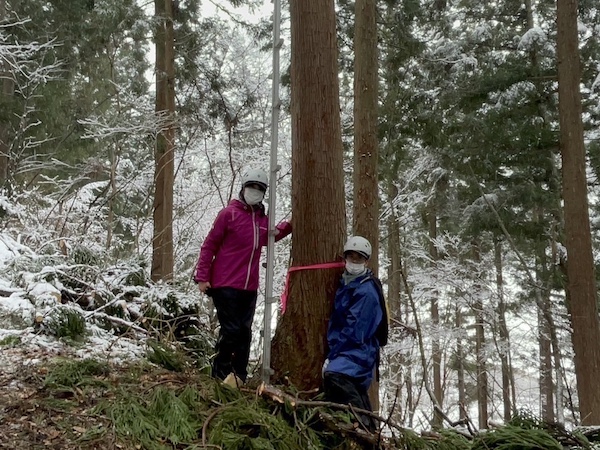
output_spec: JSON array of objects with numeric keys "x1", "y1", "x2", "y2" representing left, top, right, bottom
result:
[
  {"x1": 557, "y1": 0, "x2": 600, "y2": 425},
  {"x1": 536, "y1": 239, "x2": 555, "y2": 423},
  {"x1": 386, "y1": 181, "x2": 404, "y2": 423},
  {"x1": 151, "y1": 0, "x2": 175, "y2": 282},
  {"x1": 387, "y1": 183, "x2": 401, "y2": 318},
  {"x1": 353, "y1": 0, "x2": 380, "y2": 411},
  {"x1": 494, "y1": 238, "x2": 515, "y2": 422},
  {"x1": 455, "y1": 307, "x2": 467, "y2": 422},
  {"x1": 270, "y1": 0, "x2": 346, "y2": 390},
  {"x1": 429, "y1": 202, "x2": 443, "y2": 428},
  {"x1": 472, "y1": 241, "x2": 488, "y2": 429}
]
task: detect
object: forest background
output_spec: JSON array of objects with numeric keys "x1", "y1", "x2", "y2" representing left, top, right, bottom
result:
[{"x1": 1, "y1": 0, "x2": 600, "y2": 438}]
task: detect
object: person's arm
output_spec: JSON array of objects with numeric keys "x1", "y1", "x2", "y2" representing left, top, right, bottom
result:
[
  {"x1": 194, "y1": 208, "x2": 230, "y2": 286},
  {"x1": 274, "y1": 220, "x2": 292, "y2": 242}
]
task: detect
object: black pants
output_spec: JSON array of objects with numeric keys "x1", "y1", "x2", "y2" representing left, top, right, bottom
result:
[
  {"x1": 209, "y1": 287, "x2": 257, "y2": 382},
  {"x1": 323, "y1": 372, "x2": 375, "y2": 431}
]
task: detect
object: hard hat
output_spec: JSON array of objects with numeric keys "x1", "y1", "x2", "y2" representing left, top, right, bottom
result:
[
  {"x1": 241, "y1": 168, "x2": 268, "y2": 190},
  {"x1": 343, "y1": 236, "x2": 372, "y2": 259}
]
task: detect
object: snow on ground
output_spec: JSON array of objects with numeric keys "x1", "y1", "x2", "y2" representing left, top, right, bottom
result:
[{"x1": 0, "y1": 232, "x2": 148, "y2": 372}]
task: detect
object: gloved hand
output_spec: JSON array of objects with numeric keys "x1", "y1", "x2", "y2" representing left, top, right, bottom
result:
[{"x1": 322, "y1": 358, "x2": 330, "y2": 377}]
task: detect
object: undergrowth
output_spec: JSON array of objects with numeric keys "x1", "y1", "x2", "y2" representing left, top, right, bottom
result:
[{"x1": 4, "y1": 358, "x2": 588, "y2": 450}]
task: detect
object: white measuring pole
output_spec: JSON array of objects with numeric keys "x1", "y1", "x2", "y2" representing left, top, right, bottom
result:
[{"x1": 262, "y1": 0, "x2": 283, "y2": 384}]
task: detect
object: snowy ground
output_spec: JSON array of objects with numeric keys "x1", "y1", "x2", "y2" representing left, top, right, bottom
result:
[
  {"x1": 0, "y1": 232, "x2": 159, "y2": 448},
  {"x1": 0, "y1": 232, "x2": 149, "y2": 364}
]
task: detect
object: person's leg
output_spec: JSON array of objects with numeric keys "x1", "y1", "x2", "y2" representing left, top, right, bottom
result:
[
  {"x1": 323, "y1": 372, "x2": 354, "y2": 404},
  {"x1": 323, "y1": 372, "x2": 375, "y2": 431},
  {"x1": 230, "y1": 290, "x2": 257, "y2": 381},
  {"x1": 211, "y1": 288, "x2": 243, "y2": 380},
  {"x1": 357, "y1": 385, "x2": 376, "y2": 432}
]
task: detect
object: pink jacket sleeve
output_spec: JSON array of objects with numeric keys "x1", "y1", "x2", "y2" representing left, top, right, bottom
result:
[
  {"x1": 194, "y1": 208, "x2": 230, "y2": 283},
  {"x1": 274, "y1": 221, "x2": 292, "y2": 242}
]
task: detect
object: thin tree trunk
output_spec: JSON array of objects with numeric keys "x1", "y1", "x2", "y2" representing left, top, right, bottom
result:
[
  {"x1": 387, "y1": 181, "x2": 404, "y2": 423},
  {"x1": 557, "y1": 0, "x2": 600, "y2": 425},
  {"x1": 387, "y1": 183, "x2": 401, "y2": 319},
  {"x1": 270, "y1": 0, "x2": 346, "y2": 390},
  {"x1": 107, "y1": 147, "x2": 117, "y2": 250},
  {"x1": 429, "y1": 202, "x2": 443, "y2": 428},
  {"x1": 456, "y1": 307, "x2": 467, "y2": 422},
  {"x1": 494, "y1": 238, "x2": 514, "y2": 422},
  {"x1": 151, "y1": 0, "x2": 175, "y2": 281},
  {"x1": 550, "y1": 226, "x2": 565, "y2": 424},
  {"x1": 532, "y1": 206, "x2": 555, "y2": 422},
  {"x1": 0, "y1": 0, "x2": 13, "y2": 186},
  {"x1": 472, "y1": 241, "x2": 488, "y2": 428},
  {"x1": 536, "y1": 238, "x2": 555, "y2": 422},
  {"x1": 539, "y1": 292, "x2": 554, "y2": 421}
]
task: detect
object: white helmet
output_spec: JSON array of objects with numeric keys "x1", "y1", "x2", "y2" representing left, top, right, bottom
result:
[
  {"x1": 241, "y1": 168, "x2": 268, "y2": 190},
  {"x1": 343, "y1": 236, "x2": 372, "y2": 259}
]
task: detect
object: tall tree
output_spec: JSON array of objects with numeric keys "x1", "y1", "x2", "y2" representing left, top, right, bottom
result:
[
  {"x1": 353, "y1": 0, "x2": 379, "y2": 255},
  {"x1": 556, "y1": 0, "x2": 600, "y2": 425},
  {"x1": 270, "y1": 0, "x2": 346, "y2": 390},
  {"x1": 353, "y1": 0, "x2": 380, "y2": 411},
  {"x1": 152, "y1": 0, "x2": 175, "y2": 281}
]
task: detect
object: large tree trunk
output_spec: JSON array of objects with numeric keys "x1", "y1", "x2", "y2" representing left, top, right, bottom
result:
[
  {"x1": 270, "y1": 0, "x2": 346, "y2": 390},
  {"x1": 353, "y1": 0, "x2": 379, "y2": 411},
  {"x1": 557, "y1": 0, "x2": 600, "y2": 425},
  {"x1": 151, "y1": 0, "x2": 175, "y2": 282}
]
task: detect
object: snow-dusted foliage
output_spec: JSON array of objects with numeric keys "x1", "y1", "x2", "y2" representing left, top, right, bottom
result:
[{"x1": 0, "y1": 229, "x2": 214, "y2": 363}]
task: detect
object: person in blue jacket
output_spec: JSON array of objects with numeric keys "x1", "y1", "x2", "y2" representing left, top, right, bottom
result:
[{"x1": 323, "y1": 235, "x2": 384, "y2": 431}]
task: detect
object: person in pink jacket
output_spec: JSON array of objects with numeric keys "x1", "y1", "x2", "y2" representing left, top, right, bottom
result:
[{"x1": 194, "y1": 168, "x2": 292, "y2": 383}]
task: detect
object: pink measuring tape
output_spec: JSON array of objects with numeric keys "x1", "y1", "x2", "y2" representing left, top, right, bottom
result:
[{"x1": 280, "y1": 261, "x2": 345, "y2": 313}]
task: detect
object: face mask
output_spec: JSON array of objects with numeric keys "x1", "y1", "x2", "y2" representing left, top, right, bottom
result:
[
  {"x1": 345, "y1": 261, "x2": 366, "y2": 275},
  {"x1": 244, "y1": 187, "x2": 265, "y2": 205}
]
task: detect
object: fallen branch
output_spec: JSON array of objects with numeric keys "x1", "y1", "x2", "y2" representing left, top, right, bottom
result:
[
  {"x1": 257, "y1": 382, "x2": 407, "y2": 436},
  {"x1": 319, "y1": 410, "x2": 388, "y2": 448},
  {"x1": 88, "y1": 311, "x2": 148, "y2": 335}
]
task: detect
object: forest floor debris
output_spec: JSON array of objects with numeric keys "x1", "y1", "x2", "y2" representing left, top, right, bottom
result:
[{"x1": 1, "y1": 344, "x2": 599, "y2": 449}]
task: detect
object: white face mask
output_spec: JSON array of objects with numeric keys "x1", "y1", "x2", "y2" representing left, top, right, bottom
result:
[
  {"x1": 244, "y1": 187, "x2": 265, "y2": 205},
  {"x1": 345, "y1": 261, "x2": 366, "y2": 275}
]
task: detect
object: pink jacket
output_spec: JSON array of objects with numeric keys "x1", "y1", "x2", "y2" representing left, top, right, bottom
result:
[{"x1": 194, "y1": 199, "x2": 292, "y2": 291}]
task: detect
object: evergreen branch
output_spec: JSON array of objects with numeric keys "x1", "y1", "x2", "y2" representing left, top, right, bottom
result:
[{"x1": 201, "y1": 406, "x2": 226, "y2": 448}]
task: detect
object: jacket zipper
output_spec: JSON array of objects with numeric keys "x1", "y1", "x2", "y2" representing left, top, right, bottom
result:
[{"x1": 244, "y1": 209, "x2": 258, "y2": 289}]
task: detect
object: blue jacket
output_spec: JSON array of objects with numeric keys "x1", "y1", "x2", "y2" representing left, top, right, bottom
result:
[{"x1": 325, "y1": 270, "x2": 383, "y2": 388}]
